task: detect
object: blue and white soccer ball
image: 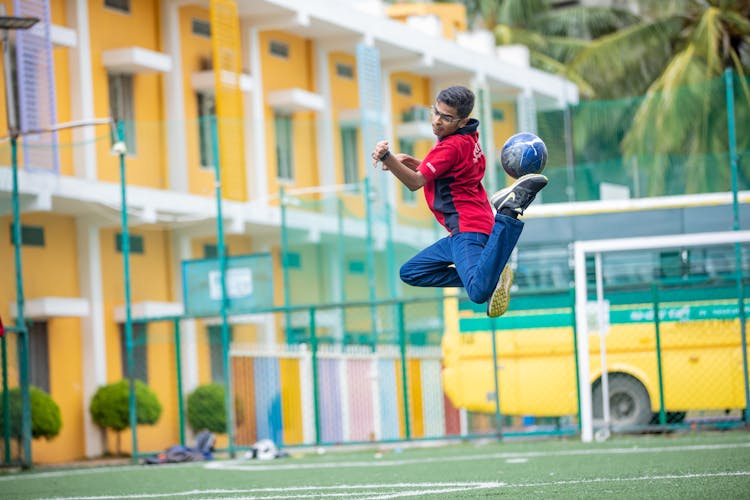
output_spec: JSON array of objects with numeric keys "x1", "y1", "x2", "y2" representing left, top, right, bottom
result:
[{"x1": 500, "y1": 132, "x2": 548, "y2": 178}]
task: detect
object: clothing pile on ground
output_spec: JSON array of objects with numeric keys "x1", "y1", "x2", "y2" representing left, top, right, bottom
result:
[{"x1": 143, "y1": 429, "x2": 215, "y2": 464}]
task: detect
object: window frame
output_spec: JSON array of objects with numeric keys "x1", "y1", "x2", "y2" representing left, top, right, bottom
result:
[
  {"x1": 108, "y1": 73, "x2": 136, "y2": 155},
  {"x1": 119, "y1": 322, "x2": 148, "y2": 383},
  {"x1": 197, "y1": 92, "x2": 216, "y2": 170},
  {"x1": 274, "y1": 112, "x2": 294, "y2": 181},
  {"x1": 104, "y1": 0, "x2": 130, "y2": 14},
  {"x1": 27, "y1": 321, "x2": 50, "y2": 393},
  {"x1": 207, "y1": 325, "x2": 233, "y2": 383},
  {"x1": 340, "y1": 125, "x2": 359, "y2": 185}
]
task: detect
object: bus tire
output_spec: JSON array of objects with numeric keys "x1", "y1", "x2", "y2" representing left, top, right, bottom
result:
[{"x1": 592, "y1": 373, "x2": 651, "y2": 428}]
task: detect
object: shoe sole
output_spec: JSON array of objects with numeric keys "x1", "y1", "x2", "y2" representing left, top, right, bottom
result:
[
  {"x1": 490, "y1": 174, "x2": 548, "y2": 209},
  {"x1": 487, "y1": 265, "x2": 514, "y2": 318}
]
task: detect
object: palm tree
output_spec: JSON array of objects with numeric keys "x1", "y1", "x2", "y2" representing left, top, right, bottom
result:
[{"x1": 457, "y1": 0, "x2": 750, "y2": 197}]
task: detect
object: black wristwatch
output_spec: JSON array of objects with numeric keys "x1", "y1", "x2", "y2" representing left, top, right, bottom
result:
[{"x1": 379, "y1": 150, "x2": 391, "y2": 161}]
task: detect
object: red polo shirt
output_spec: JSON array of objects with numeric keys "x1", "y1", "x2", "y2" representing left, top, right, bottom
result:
[{"x1": 417, "y1": 119, "x2": 494, "y2": 235}]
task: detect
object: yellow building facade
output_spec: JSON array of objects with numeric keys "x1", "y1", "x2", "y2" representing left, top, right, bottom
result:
[{"x1": 0, "y1": 0, "x2": 575, "y2": 463}]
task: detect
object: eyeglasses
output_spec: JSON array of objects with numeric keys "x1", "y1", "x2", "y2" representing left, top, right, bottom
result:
[{"x1": 431, "y1": 105, "x2": 462, "y2": 124}]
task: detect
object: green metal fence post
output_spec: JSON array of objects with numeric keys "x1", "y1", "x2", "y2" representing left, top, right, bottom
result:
[
  {"x1": 280, "y1": 186, "x2": 293, "y2": 342},
  {"x1": 652, "y1": 284, "x2": 667, "y2": 426},
  {"x1": 489, "y1": 318, "x2": 503, "y2": 439},
  {"x1": 173, "y1": 318, "x2": 185, "y2": 446},
  {"x1": 4, "y1": 15, "x2": 36, "y2": 467},
  {"x1": 397, "y1": 302, "x2": 411, "y2": 440},
  {"x1": 337, "y1": 198, "x2": 347, "y2": 342},
  {"x1": 569, "y1": 287, "x2": 581, "y2": 431},
  {"x1": 364, "y1": 177, "x2": 379, "y2": 350},
  {"x1": 724, "y1": 67, "x2": 750, "y2": 424},
  {"x1": 1, "y1": 333, "x2": 10, "y2": 462},
  {"x1": 209, "y1": 115, "x2": 235, "y2": 457},
  {"x1": 10, "y1": 135, "x2": 31, "y2": 467},
  {"x1": 309, "y1": 307, "x2": 321, "y2": 445},
  {"x1": 115, "y1": 121, "x2": 138, "y2": 463}
]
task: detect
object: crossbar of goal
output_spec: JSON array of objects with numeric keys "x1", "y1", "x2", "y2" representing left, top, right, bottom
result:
[{"x1": 573, "y1": 230, "x2": 750, "y2": 442}]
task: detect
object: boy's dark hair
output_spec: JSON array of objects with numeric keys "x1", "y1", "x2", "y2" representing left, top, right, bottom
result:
[{"x1": 436, "y1": 86, "x2": 474, "y2": 119}]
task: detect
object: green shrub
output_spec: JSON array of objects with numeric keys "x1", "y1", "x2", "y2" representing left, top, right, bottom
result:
[
  {"x1": 0, "y1": 386, "x2": 62, "y2": 460},
  {"x1": 89, "y1": 380, "x2": 162, "y2": 455},
  {"x1": 186, "y1": 384, "x2": 226, "y2": 434}
]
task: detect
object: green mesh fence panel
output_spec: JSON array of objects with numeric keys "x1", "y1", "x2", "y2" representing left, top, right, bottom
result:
[
  {"x1": 182, "y1": 254, "x2": 274, "y2": 318},
  {"x1": 0, "y1": 329, "x2": 24, "y2": 465},
  {"x1": 537, "y1": 74, "x2": 750, "y2": 202}
]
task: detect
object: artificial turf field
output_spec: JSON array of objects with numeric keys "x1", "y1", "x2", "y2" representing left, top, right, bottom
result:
[{"x1": 1, "y1": 431, "x2": 749, "y2": 499}]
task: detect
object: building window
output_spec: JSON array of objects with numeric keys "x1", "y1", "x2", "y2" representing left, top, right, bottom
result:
[
  {"x1": 341, "y1": 126, "x2": 359, "y2": 185},
  {"x1": 398, "y1": 139, "x2": 416, "y2": 203},
  {"x1": 108, "y1": 73, "x2": 136, "y2": 155},
  {"x1": 208, "y1": 325, "x2": 233, "y2": 383},
  {"x1": 105, "y1": 0, "x2": 130, "y2": 14},
  {"x1": 115, "y1": 233, "x2": 144, "y2": 254},
  {"x1": 284, "y1": 252, "x2": 301, "y2": 269},
  {"x1": 269, "y1": 40, "x2": 289, "y2": 59},
  {"x1": 335, "y1": 63, "x2": 354, "y2": 79},
  {"x1": 197, "y1": 92, "x2": 216, "y2": 169},
  {"x1": 119, "y1": 322, "x2": 148, "y2": 382},
  {"x1": 274, "y1": 113, "x2": 294, "y2": 180},
  {"x1": 191, "y1": 18, "x2": 211, "y2": 37},
  {"x1": 9, "y1": 224, "x2": 45, "y2": 247},
  {"x1": 348, "y1": 260, "x2": 365, "y2": 274},
  {"x1": 27, "y1": 321, "x2": 50, "y2": 393},
  {"x1": 204, "y1": 244, "x2": 218, "y2": 259},
  {"x1": 396, "y1": 80, "x2": 412, "y2": 96}
]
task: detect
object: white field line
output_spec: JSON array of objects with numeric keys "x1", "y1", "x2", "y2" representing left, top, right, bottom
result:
[
  {"x1": 38, "y1": 482, "x2": 505, "y2": 500},
  {"x1": 2, "y1": 441, "x2": 749, "y2": 483},
  {"x1": 204, "y1": 441, "x2": 750, "y2": 472},
  {"x1": 37, "y1": 473, "x2": 750, "y2": 500}
]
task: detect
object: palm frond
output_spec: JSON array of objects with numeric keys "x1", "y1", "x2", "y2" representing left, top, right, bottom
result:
[
  {"x1": 529, "y1": 51, "x2": 597, "y2": 98},
  {"x1": 498, "y1": 0, "x2": 549, "y2": 27},
  {"x1": 532, "y1": 6, "x2": 641, "y2": 39},
  {"x1": 569, "y1": 17, "x2": 683, "y2": 98}
]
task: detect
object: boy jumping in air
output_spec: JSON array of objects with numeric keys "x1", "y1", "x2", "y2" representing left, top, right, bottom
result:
[{"x1": 371, "y1": 85, "x2": 547, "y2": 317}]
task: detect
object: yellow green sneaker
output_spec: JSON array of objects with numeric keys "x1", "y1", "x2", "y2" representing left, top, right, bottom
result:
[{"x1": 487, "y1": 265, "x2": 514, "y2": 318}]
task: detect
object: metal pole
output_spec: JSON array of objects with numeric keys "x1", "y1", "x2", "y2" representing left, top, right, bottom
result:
[
  {"x1": 209, "y1": 115, "x2": 235, "y2": 457},
  {"x1": 173, "y1": 318, "x2": 185, "y2": 446},
  {"x1": 397, "y1": 302, "x2": 411, "y2": 439},
  {"x1": 385, "y1": 198, "x2": 400, "y2": 348},
  {"x1": 724, "y1": 67, "x2": 750, "y2": 423},
  {"x1": 308, "y1": 307, "x2": 321, "y2": 445},
  {"x1": 652, "y1": 284, "x2": 666, "y2": 426},
  {"x1": 0, "y1": 10, "x2": 38, "y2": 468},
  {"x1": 595, "y1": 253, "x2": 610, "y2": 436},
  {"x1": 337, "y1": 198, "x2": 347, "y2": 343},
  {"x1": 563, "y1": 100, "x2": 576, "y2": 202},
  {"x1": 363, "y1": 178, "x2": 379, "y2": 349},
  {"x1": 114, "y1": 122, "x2": 138, "y2": 462},
  {"x1": 279, "y1": 186, "x2": 292, "y2": 342},
  {"x1": 489, "y1": 319, "x2": 503, "y2": 439},
  {"x1": 1, "y1": 333, "x2": 10, "y2": 462},
  {"x1": 3, "y1": 24, "x2": 32, "y2": 468},
  {"x1": 10, "y1": 136, "x2": 31, "y2": 467},
  {"x1": 570, "y1": 287, "x2": 581, "y2": 430}
]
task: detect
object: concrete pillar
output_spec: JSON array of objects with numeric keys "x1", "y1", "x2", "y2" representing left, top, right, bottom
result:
[{"x1": 75, "y1": 218, "x2": 107, "y2": 457}]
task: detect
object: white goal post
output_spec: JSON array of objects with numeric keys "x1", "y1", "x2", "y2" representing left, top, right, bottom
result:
[{"x1": 573, "y1": 230, "x2": 750, "y2": 442}]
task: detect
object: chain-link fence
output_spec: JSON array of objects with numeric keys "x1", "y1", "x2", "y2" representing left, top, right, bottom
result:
[{"x1": 2, "y1": 73, "x2": 749, "y2": 465}]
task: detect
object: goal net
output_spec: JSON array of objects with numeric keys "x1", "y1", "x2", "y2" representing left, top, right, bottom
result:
[{"x1": 573, "y1": 230, "x2": 750, "y2": 442}]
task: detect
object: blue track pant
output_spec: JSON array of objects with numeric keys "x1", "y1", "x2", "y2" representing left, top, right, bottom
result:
[{"x1": 399, "y1": 214, "x2": 523, "y2": 304}]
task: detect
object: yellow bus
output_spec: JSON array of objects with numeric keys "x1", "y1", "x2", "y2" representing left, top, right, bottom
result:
[{"x1": 442, "y1": 285, "x2": 748, "y2": 428}]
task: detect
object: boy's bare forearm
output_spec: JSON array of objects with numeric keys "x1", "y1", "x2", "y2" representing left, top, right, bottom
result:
[{"x1": 371, "y1": 141, "x2": 426, "y2": 191}]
